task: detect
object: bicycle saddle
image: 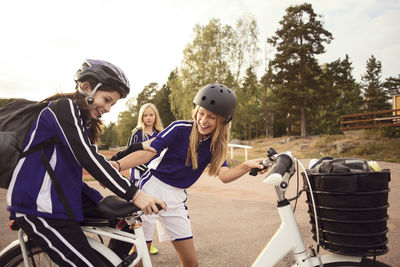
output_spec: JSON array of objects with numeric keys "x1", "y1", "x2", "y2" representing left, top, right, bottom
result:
[{"x1": 97, "y1": 195, "x2": 141, "y2": 218}]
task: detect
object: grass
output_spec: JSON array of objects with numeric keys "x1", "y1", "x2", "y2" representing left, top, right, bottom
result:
[{"x1": 229, "y1": 129, "x2": 400, "y2": 165}]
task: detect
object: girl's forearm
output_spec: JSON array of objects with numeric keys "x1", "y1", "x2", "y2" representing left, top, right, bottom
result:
[
  {"x1": 118, "y1": 150, "x2": 156, "y2": 171},
  {"x1": 218, "y1": 163, "x2": 251, "y2": 183},
  {"x1": 218, "y1": 158, "x2": 266, "y2": 183}
]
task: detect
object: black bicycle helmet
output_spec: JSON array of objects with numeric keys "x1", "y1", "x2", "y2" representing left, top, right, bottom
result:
[
  {"x1": 75, "y1": 59, "x2": 130, "y2": 98},
  {"x1": 193, "y1": 83, "x2": 237, "y2": 124}
]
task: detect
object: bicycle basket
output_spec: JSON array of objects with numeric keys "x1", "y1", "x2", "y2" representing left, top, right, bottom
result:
[{"x1": 302, "y1": 158, "x2": 390, "y2": 257}]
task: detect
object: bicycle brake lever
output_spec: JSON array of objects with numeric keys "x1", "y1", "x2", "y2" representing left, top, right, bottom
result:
[
  {"x1": 249, "y1": 159, "x2": 273, "y2": 176},
  {"x1": 249, "y1": 148, "x2": 278, "y2": 176},
  {"x1": 249, "y1": 168, "x2": 262, "y2": 176}
]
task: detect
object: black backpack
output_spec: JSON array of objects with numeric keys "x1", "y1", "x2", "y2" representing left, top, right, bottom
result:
[
  {"x1": 0, "y1": 99, "x2": 51, "y2": 188},
  {"x1": 0, "y1": 99, "x2": 76, "y2": 220}
]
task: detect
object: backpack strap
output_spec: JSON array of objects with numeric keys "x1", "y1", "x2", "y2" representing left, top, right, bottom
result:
[
  {"x1": 19, "y1": 137, "x2": 60, "y2": 158},
  {"x1": 20, "y1": 137, "x2": 76, "y2": 221},
  {"x1": 39, "y1": 147, "x2": 76, "y2": 221}
]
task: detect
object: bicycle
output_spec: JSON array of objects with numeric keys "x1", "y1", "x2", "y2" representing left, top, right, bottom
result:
[
  {"x1": 249, "y1": 148, "x2": 390, "y2": 266},
  {"x1": 0, "y1": 150, "x2": 391, "y2": 267},
  {"x1": 0, "y1": 195, "x2": 157, "y2": 267}
]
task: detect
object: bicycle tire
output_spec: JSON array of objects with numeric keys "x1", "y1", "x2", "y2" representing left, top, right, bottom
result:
[{"x1": 0, "y1": 241, "x2": 114, "y2": 267}]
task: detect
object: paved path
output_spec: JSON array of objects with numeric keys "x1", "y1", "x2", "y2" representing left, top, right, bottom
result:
[{"x1": 1, "y1": 160, "x2": 398, "y2": 266}]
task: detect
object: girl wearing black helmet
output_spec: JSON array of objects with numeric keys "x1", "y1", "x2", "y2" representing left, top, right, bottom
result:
[
  {"x1": 113, "y1": 83, "x2": 268, "y2": 266},
  {"x1": 7, "y1": 59, "x2": 166, "y2": 266}
]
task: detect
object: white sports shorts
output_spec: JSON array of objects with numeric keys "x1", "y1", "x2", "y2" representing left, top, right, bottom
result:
[{"x1": 139, "y1": 175, "x2": 192, "y2": 242}]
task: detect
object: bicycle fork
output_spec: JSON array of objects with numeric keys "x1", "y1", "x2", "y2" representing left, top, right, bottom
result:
[{"x1": 252, "y1": 200, "x2": 312, "y2": 267}]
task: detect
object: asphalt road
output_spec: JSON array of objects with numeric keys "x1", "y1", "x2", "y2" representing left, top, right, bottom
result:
[{"x1": 1, "y1": 160, "x2": 398, "y2": 266}]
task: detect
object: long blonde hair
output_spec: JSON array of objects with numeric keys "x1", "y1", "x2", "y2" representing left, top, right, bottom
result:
[
  {"x1": 134, "y1": 103, "x2": 163, "y2": 141},
  {"x1": 185, "y1": 106, "x2": 229, "y2": 176}
]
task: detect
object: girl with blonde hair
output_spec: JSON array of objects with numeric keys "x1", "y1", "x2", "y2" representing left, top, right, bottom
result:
[
  {"x1": 112, "y1": 83, "x2": 267, "y2": 266},
  {"x1": 127, "y1": 103, "x2": 164, "y2": 183},
  {"x1": 126, "y1": 102, "x2": 164, "y2": 255},
  {"x1": 128, "y1": 103, "x2": 163, "y2": 143}
]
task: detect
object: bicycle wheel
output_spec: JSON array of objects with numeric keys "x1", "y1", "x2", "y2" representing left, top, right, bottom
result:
[{"x1": 0, "y1": 241, "x2": 114, "y2": 267}]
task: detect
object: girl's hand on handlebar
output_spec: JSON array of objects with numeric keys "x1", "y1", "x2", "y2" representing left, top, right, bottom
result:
[
  {"x1": 133, "y1": 191, "x2": 167, "y2": 215},
  {"x1": 247, "y1": 158, "x2": 270, "y2": 176}
]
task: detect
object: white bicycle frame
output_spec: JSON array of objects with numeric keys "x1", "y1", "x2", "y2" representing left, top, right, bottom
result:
[
  {"x1": 251, "y1": 156, "x2": 363, "y2": 267},
  {"x1": 6, "y1": 216, "x2": 152, "y2": 267}
]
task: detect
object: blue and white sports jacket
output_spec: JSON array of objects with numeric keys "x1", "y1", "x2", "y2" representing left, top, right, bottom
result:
[
  {"x1": 139, "y1": 120, "x2": 228, "y2": 189},
  {"x1": 127, "y1": 128, "x2": 159, "y2": 181},
  {"x1": 7, "y1": 98, "x2": 136, "y2": 221}
]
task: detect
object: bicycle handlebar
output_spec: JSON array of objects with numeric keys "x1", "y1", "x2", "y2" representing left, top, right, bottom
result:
[
  {"x1": 268, "y1": 153, "x2": 293, "y2": 177},
  {"x1": 248, "y1": 147, "x2": 294, "y2": 178},
  {"x1": 249, "y1": 147, "x2": 278, "y2": 176}
]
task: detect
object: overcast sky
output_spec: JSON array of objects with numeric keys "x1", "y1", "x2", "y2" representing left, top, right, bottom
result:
[{"x1": 1, "y1": 0, "x2": 399, "y2": 123}]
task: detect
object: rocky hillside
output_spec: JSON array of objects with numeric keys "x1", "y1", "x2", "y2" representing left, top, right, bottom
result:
[{"x1": 232, "y1": 130, "x2": 400, "y2": 163}]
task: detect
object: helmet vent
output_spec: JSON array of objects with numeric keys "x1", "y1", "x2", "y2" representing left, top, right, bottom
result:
[
  {"x1": 202, "y1": 96, "x2": 207, "y2": 101},
  {"x1": 101, "y1": 65, "x2": 116, "y2": 78},
  {"x1": 220, "y1": 89, "x2": 223, "y2": 93},
  {"x1": 210, "y1": 100, "x2": 216, "y2": 105},
  {"x1": 227, "y1": 90, "x2": 232, "y2": 94}
]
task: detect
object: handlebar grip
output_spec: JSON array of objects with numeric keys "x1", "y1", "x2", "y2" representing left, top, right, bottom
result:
[
  {"x1": 249, "y1": 168, "x2": 261, "y2": 176},
  {"x1": 155, "y1": 203, "x2": 164, "y2": 211},
  {"x1": 269, "y1": 154, "x2": 293, "y2": 177}
]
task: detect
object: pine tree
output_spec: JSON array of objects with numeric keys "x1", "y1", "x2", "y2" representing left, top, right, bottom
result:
[
  {"x1": 315, "y1": 55, "x2": 362, "y2": 134},
  {"x1": 153, "y1": 81, "x2": 176, "y2": 126},
  {"x1": 259, "y1": 64, "x2": 274, "y2": 137},
  {"x1": 383, "y1": 75, "x2": 400, "y2": 96},
  {"x1": 232, "y1": 66, "x2": 260, "y2": 139},
  {"x1": 361, "y1": 55, "x2": 390, "y2": 112},
  {"x1": 268, "y1": 3, "x2": 333, "y2": 137}
]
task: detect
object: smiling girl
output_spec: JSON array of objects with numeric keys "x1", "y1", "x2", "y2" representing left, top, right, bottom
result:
[
  {"x1": 127, "y1": 103, "x2": 163, "y2": 183},
  {"x1": 113, "y1": 83, "x2": 268, "y2": 266},
  {"x1": 6, "y1": 59, "x2": 165, "y2": 266}
]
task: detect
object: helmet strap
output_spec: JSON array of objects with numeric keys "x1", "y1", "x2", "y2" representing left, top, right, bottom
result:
[
  {"x1": 223, "y1": 117, "x2": 232, "y2": 125},
  {"x1": 79, "y1": 82, "x2": 102, "y2": 105}
]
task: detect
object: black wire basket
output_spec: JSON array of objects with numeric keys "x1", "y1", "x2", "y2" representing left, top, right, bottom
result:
[{"x1": 302, "y1": 169, "x2": 390, "y2": 256}]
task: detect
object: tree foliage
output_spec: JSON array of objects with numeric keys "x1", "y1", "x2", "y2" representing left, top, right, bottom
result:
[
  {"x1": 383, "y1": 75, "x2": 400, "y2": 96},
  {"x1": 153, "y1": 78, "x2": 176, "y2": 126},
  {"x1": 232, "y1": 67, "x2": 263, "y2": 139},
  {"x1": 361, "y1": 55, "x2": 391, "y2": 112},
  {"x1": 310, "y1": 55, "x2": 363, "y2": 134},
  {"x1": 169, "y1": 16, "x2": 260, "y2": 121},
  {"x1": 268, "y1": 3, "x2": 333, "y2": 137},
  {"x1": 115, "y1": 97, "x2": 137, "y2": 146},
  {"x1": 100, "y1": 122, "x2": 119, "y2": 149},
  {"x1": 93, "y1": 6, "x2": 400, "y2": 144}
]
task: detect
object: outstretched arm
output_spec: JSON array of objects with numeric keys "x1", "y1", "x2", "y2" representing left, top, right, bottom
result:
[
  {"x1": 115, "y1": 150, "x2": 157, "y2": 171},
  {"x1": 111, "y1": 138, "x2": 156, "y2": 161},
  {"x1": 218, "y1": 158, "x2": 268, "y2": 183}
]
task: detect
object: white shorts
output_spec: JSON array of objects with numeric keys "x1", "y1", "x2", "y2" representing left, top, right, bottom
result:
[{"x1": 139, "y1": 175, "x2": 192, "y2": 242}]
